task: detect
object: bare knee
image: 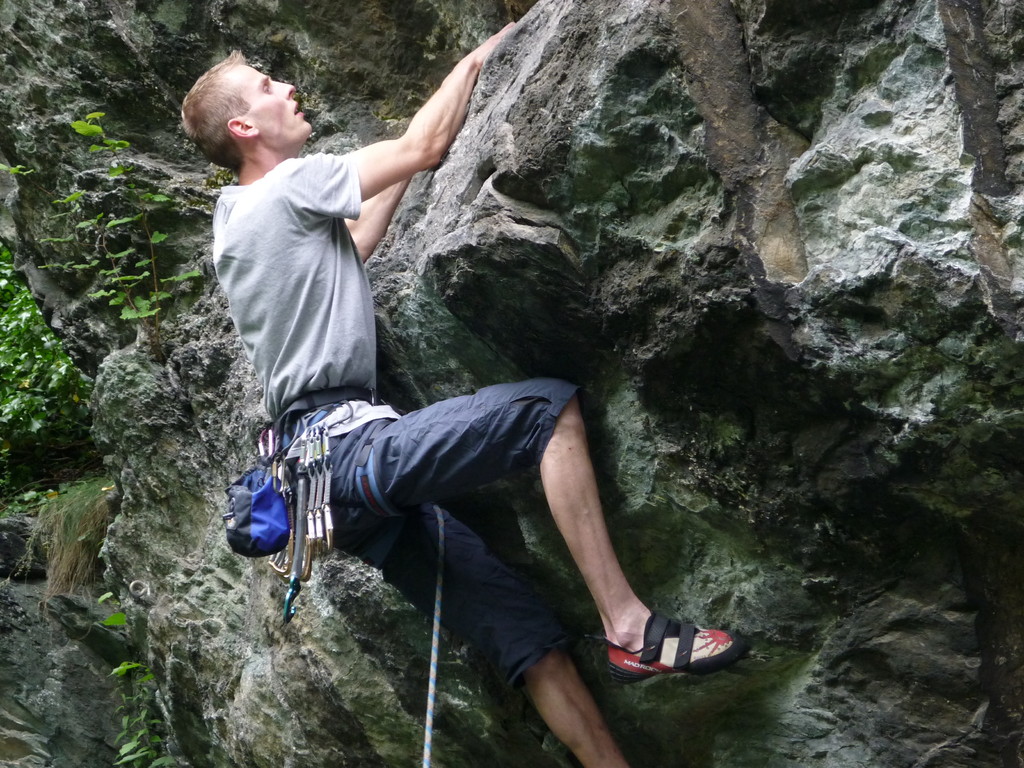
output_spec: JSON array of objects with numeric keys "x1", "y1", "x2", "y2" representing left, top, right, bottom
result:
[
  {"x1": 551, "y1": 394, "x2": 586, "y2": 443},
  {"x1": 522, "y1": 648, "x2": 582, "y2": 707},
  {"x1": 541, "y1": 395, "x2": 593, "y2": 478}
]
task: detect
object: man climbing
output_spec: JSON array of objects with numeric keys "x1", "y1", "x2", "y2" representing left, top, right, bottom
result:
[{"x1": 182, "y1": 23, "x2": 747, "y2": 768}]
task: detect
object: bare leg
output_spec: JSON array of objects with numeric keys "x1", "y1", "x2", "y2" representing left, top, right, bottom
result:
[
  {"x1": 539, "y1": 393, "x2": 748, "y2": 678},
  {"x1": 523, "y1": 649, "x2": 631, "y2": 768},
  {"x1": 539, "y1": 395, "x2": 650, "y2": 651}
]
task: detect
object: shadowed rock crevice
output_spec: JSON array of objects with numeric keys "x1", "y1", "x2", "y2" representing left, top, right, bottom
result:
[
  {"x1": 938, "y1": 0, "x2": 1014, "y2": 286},
  {"x1": 668, "y1": 0, "x2": 809, "y2": 284},
  {"x1": 938, "y1": 0, "x2": 1010, "y2": 198}
]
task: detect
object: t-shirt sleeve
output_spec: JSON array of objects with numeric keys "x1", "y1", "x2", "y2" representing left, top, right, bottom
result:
[{"x1": 274, "y1": 153, "x2": 362, "y2": 221}]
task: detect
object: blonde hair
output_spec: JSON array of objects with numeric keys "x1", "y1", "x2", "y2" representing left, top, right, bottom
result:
[{"x1": 181, "y1": 51, "x2": 250, "y2": 171}]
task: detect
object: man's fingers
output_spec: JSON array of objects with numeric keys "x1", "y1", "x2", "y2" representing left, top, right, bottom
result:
[{"x1": 476, "y1": 22, "x2": 516, "y2": 61}]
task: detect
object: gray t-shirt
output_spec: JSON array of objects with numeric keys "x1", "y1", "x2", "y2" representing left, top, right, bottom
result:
[{"x1": 213, "y1": 153, "x2": 376, "y2": 418}]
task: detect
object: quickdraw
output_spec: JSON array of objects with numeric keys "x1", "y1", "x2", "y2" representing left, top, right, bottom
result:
[{"x1": 265, "y1": 421, "x2": 336, "y2": 622}]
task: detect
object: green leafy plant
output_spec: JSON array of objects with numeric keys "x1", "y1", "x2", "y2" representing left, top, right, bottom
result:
[
  {"x1": 0, "y1": 246, "x2": 93, "y2": 503},
  {"x1": 0, "y1": 163, "x2": 35, "y2": 176},
  {"x1": 110, "y1": 660, "x2": 175, "y2": 768},
  {"x1": 5, "y1": 111, "x2": 200, "y2": 357},
  {"x1": 98, "y1": 592, "x2": 176, "y2": 767}
]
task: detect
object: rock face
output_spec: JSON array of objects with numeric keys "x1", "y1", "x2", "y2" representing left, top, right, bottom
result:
[
  {"x1": 3, "y1": 0, "x2": 1024, "y2": 766},
  {"x1": 0, "y1": 517, "x2": 123, "y2": 767}
]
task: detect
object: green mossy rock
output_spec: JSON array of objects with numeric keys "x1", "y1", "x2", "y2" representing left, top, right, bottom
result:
[{"x1": 3, "y1": 0, "x2": 1024, "y2": 765}]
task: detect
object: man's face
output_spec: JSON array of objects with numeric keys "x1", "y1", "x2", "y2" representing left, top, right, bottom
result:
[{"x1": 226, "y1": 65, "x2": 311, "y2": 158}]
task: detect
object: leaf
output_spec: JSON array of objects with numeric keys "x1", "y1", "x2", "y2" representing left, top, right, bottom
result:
[
  {"x1": 108, "y1": 165, "x2": 128, "y2": 177},
  {"x1": 85, "y1": 111, "x2": 106, "y2": 120},
  {"x1": 1, "y1": 164, "x2": 35, "y2": 175},
  {"x1": 102, "y1": 612, "x2": 128, "y2": 627},
  {"x1": 114, "y1": 748, "x2": 152, "y2": 765},
  {"x1": 110, "y1": 661, "x2": 142, "y2": 676},
  {"x1": 141, "y1": 193, "x2": 172, "y2": 203},
  {"x1": 161, "y1": 270, "x2": 200, "y2": 283},
  {"x1": 71, "y1": 121, "x2": 104, "y2": 136},
  {"x1": 98, "y1": 591, "x2": 115, "y2": 604},
  {"x1": 107, "y1": 214, "x2": 143, "y2": 228},
  {"x1": 54, "y1": 191, "x2": 84, "y2": 205},
  {"x1": 121, "y1": 305, "x2": 160, "y2": 320},
  {"x1": 149, "y1": 231, "x2": 168, "y2": 244},
  {"x1": 87, "y1": 290, "x2": 117, "y2": 299}
]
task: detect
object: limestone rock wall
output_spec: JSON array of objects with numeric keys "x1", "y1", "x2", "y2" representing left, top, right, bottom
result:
[{"x1": 3, "y1": 0, "x2": 1024, "y2": 766}]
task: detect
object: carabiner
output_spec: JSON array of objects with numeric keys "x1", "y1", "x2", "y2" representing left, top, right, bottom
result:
[{"x1": 283, "y1": 577, "x2": 302, "y2": 623}]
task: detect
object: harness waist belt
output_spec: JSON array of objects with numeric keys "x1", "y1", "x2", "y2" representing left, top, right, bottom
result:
[
  {"x1": 276, "y1": 386, "x2": 380, "y2": 451},
  {"x1": 279, "y1": 386, "x2": 376, "y2": 419}
]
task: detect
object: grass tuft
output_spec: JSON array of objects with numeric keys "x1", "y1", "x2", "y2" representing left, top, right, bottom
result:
[{"x1": 34, "y1": 476, "x2": 112, "y2": 599}]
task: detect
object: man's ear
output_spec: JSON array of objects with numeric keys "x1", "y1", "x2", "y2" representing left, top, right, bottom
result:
[{"x1": 227, "y1": 116, "x2": 258, "y2": 139}]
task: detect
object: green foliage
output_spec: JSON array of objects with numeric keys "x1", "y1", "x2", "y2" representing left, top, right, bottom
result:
[
  {"x1": 0, "y1": 247, "x2": 93, "y2": 501},
  {"x1": 1, "y1": 107, "x2": 199, "y2": 503},
  {"x1": 9, "y1": 111, "x2": 200, "y2": 356},
  {"x1": 111, "y1": 661, "x2": 175, "y2": 767},
  {"x1": 0, "y1": 163, "x2": 35, "y2": 176},
  {"x1": 98, "y1": 593, "x2": 176, "y2": 768}
]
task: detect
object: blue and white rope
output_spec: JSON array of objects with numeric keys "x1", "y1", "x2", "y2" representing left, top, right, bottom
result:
[{"x1": 422, "y1": 505, "x2": 445, "y2": 768}]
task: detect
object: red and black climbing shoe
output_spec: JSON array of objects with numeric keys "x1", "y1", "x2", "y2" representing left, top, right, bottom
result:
[{"x1": 603, "y1": 613, "x2": 749, "y2": 684}]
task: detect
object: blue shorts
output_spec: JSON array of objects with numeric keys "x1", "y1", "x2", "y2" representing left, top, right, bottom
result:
[{"x1": 326, "y1": 377, "x2": 579, "y2": 685}]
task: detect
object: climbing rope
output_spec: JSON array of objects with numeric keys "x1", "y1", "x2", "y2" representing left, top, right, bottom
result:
[{"x1": 422, "y1": 505, "x2": 445, "y2": 768}]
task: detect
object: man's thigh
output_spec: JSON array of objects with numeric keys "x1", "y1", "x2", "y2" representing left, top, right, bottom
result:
[
  {"x1": 372, "y1": 377, "x2": 578, "y2": 507},
  {"x1": 326, "y1": 377, "x2": 577, "y2": 564}
]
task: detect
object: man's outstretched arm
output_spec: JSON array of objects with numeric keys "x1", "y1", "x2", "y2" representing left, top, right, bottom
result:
[{"x1": 351, "y1": 23, "x2": 513, "y2": 201}]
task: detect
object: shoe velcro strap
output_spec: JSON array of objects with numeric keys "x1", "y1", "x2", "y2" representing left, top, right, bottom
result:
[
  {"x1": 638, "y1": 613, "x2": 670, "y2": 664},
  {"x1": 639, "y1": 614, "x2": 696, "y2": 670}
]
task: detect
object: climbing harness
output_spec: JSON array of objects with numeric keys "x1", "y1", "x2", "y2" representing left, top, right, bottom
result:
[
  {"x1": 354, "y1": 419, "x2": 403, "y2": 517},
  {"x1": 243, "y1": 386, "x2": 399, "y2": 622}
]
